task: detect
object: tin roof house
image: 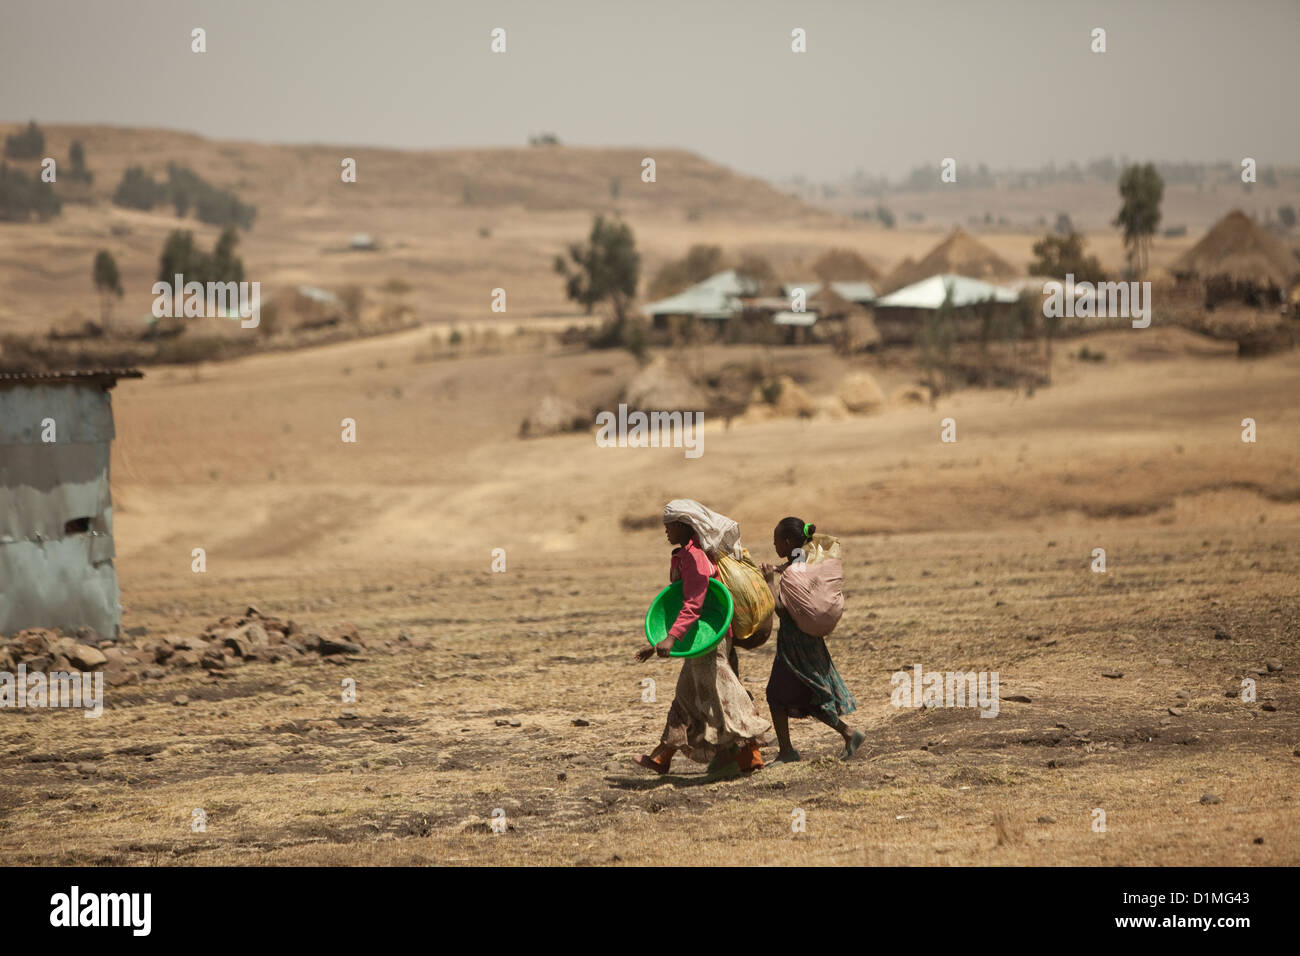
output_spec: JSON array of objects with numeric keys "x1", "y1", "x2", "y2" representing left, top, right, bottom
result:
[
  {"x1": 642, "y1": 270, "x2": 760, "y2": 325},
  {"x1": 873, "y1": 274, "x2": 1021, "y2": 344},
  {"x1": 0, "y1": 368, "x2": 142, "y2": 639},
  {"x1": 781, "y1": 281, "x2": 878, "y2": 306}
]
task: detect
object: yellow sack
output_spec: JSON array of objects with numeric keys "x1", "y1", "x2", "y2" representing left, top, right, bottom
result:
[
  {"x1": 716, "y1": 549, "x2": 775, "y2": 639},
  {"x1": 802, "y1": 533, "x2": 842, "y2": 565}
]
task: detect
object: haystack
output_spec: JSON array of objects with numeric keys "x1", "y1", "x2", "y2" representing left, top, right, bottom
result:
[
  {"x1": 883, "y1": 228, "x2": 1019, "y2": 292},
  {"x1": 891, "y1": 383, "x2": 933, "y2": 406},
  {"x1": 739, "y1": 375, "x2": 816, "y2": 423},
  {"x1": 812, "y1": 395, "x2": 851, "y2": 422},
  {"x1": 519, "y1": 395, "x2": 587, "y2": 438},
  {"x1": 840, "y1": 312, "x2": 882, "y2": 351},
  {"x1": 1173, "y1": 210, "x2": 1298, "y2": 291},
  {"x1": 622, "y1": 356, "x2": 709, "y2": 410},
  {"x1": 837, "y1": 372, "x2": 886, "y2": 413}
]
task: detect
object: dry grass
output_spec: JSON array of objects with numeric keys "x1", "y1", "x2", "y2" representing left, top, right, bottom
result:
[
  {"x1": 2, "y1": 515, "x2": 1296, "y2": 865},
  {"x1": 1, "y1": 322, "x2": 1298, "y2": 865}
]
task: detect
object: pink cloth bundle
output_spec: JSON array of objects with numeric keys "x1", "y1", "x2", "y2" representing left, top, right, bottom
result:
[{"x1": 779, "y1": 558, "x2": 845, "y2": 637}]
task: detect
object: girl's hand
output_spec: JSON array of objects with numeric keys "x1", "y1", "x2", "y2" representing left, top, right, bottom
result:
[
  {"x1": 760, "y1": 563, "x2": 776, "y2": 582},
  {"x1": 634, "y1": 645, "x2": 655, "y2": 663},
  {"x1": 655, "y1": 637, "x2": 677, "y2": 658}
]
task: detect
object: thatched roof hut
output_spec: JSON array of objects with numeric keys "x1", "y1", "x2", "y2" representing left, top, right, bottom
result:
[
  {"x1": 883, "y1": 228, "x2": 1019, "y2": 292},
  {"x1": 810, "y1": 248, "x2": 883, "y2": 284},
  {"x1": 1172, "y1": 210, "x2": 1299, "y2": 306}
]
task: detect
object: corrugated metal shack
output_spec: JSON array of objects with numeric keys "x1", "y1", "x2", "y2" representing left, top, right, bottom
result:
[
  {"x1": 873, "y1": 274, "x2": 1021, "y2": 344},
  {"x1": 0, "y1": 368, "x2": 142, "y2": 638}
]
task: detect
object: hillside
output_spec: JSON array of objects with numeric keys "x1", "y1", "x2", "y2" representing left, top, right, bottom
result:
[
  {"x1": 3, "y1": 123, "x2": 827, "y2": 220},
  {"x1": 4, "y1": 125, "x2": 1292, "y2": 347},
  {"x1": 0, "y1": 123, "x2": 831, "y2": 337}
]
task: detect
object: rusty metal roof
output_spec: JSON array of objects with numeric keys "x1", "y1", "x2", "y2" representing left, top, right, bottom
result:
[{"x1": 0, "y1": 368, "x2": 144, "y2": 388}]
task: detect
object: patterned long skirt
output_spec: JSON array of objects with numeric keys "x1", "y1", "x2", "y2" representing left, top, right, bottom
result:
[
  {"x1": 765, "y1": 611, "x2": 857, "y2": 726},
  {"x1": 660, "y1": 634, "x2": 771, "y2": 763}
]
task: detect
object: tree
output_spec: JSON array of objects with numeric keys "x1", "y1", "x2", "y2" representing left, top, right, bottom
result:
[
  {"x1": 1053, "y1": 212, "x2": 1074, "y2": 235},
  {"x1": 66, "y1": 140, "x2": 93, "y2": 183},
  {"x1": 92, "y1": 251, "x2": 123, "y2": 325},
  {"x1": 1029, "y1": 232, "x2": 1106, "y2": 283},
  {"x1": 210, "y1": 227, "x2": 245, "y2": 283},
  {"x1": 3, "y1": 120, "x2": 44, "y2": 159},
  {"x1": 919, "y1": 281, "x2": 957, "y2": 394},
  {"x1": 736, "y1": 252, "x2": 776, "y2": 294},
  {"x1": 683, "y1": 244, "x2": 722, "y2": 281},
  {"x1": 875, "y1": 204, "x2": 896, "y2": 229},
  {"x1": 158, "y1": 230, "x2": 204, "y2": 283},
  {"x1": 192, "y1": 180, "x2": 256, "y2": 230},
  {"x1": 1279, "y1": 205, "x2": 1297, "y2": 230},
  {"x1": 157, "y1": 227, "x2": 245, "y2": 286},
  {"x1": 554, "y1": 215, "x2": 640, "y2": 345},
  {"x1": 113, "y1": 166, "x2": 167, "y2": 210},
  {"x1": 117, "y1": 162, "x2": 255, "y2": 227},
  {"x1": 1113, "y1": 163, "x2": 1163, "y2": 276},
  {"x1": 167, "y1": 163, "x2": 255, "y2": 229},
  {"x1": 647, "y1": 243, "x2": 722, "y2": 298},
  {"x1": 1040, "y1": 292, "x2": 1060, "y2": 375},
  {"x1": 0, "y1": 162, "x2": 61, "y2": 221}
]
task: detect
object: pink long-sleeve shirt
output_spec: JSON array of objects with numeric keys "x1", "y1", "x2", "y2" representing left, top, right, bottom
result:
[{"x1": 666, "y1": 538, "x2": 719, "y2": 643}]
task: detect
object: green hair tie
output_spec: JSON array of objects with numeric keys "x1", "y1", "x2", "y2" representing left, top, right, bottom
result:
[{"x1": 802, "y1": 522, "x2": 810, "y2": 537}]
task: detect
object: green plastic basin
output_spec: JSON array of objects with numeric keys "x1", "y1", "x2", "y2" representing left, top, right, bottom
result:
[{"x1": 643, "y1": 577, "x2": 734, "y2": 658}]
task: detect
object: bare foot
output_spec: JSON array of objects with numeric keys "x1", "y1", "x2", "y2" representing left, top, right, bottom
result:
[{"x1": 841, "y1": 731, "x2": 866, "y2": 761}]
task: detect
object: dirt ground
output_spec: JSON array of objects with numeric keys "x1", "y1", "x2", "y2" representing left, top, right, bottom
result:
[{"x1": 1, "y1": 325, "x2": 1298, "y2": 865}]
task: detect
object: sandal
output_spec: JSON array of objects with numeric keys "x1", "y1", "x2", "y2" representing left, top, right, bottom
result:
[
  {"x1": 736, "y1": 741, "x2": 764, "y2": 774},
  {"x1": 632, "y1": 753, "x2": 672, "y2": 774}
]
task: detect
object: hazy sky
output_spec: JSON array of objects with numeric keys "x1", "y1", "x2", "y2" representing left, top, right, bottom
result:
[{"x1": 2, "y1": 0, "x2": 1296, "y2": 182}]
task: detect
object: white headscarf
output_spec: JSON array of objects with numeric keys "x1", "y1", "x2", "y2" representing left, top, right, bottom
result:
[{"x1": 662, "y1": 499, "x2": 743, "y2": 560}]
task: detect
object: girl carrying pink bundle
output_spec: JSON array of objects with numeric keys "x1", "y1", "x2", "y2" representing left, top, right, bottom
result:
[{"x1": 760, "y1": 516, "x2": 865, "y2": 763}]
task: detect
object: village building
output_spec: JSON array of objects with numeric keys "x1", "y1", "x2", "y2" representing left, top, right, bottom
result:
[
  {"x1": 873, "y1": 273, "x2": 1021, "y2": 344},
  {"x1": 880, "y1": 227, "x2": 1020, "y2": 294},
  {"x1": 643, "y1": 270, "x2": 885, "y2": 347},
  {"x1": 1172, "y1": 209, "x2": 1299, "y2": 309},
  {"x1": 643, "y1": 269, "x2": 757, "y2": 330},
  {"x1": 0, "y1": 368, "x2": 142, "y2": 639},
  {"x1": 781, "y1": 280, "x2": 877, "y2": 307},
  {"x1": 771, "y1": 308, "x2": 819, "y2": 345},
  {"x1": 642, "y1": 270, "x2": 761, "y2": 340}
]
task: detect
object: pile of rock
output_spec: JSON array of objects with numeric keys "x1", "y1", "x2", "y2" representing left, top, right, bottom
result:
[
  {"x1": 0, "y1": 629, "x2": 108, "y2": 675},
  {"x1": 0, "y1": 607, "x2": 369, "y2": 687}
]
